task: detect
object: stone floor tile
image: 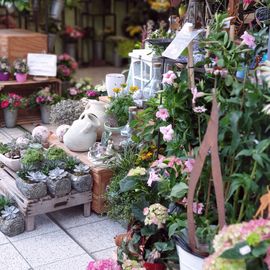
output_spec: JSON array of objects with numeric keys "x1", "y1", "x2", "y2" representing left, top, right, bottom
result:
[
  {"x1": 50, "y1": 206, "x2": 108, "y2": 229},
  {"x1": 8, "y1": 215, "x2": 61, "y2": 242},
  {"x1": 12, "y1": 230, "x2": 86, "y2": 267},
  {"x1": 91, "y1": 247, "x2": 117, "y2": 260},
  {"x1": 0, "y1": 132, "x2": 10, "y2": 143},
  {"x1": 0, "y1": 243, "x2": 31, "y2": 270},
  {"x1": 0, "y1": 231, "x2": 8, "y2": 246},
  {"x1": 34, "y1": 254, "x2": 94, "y2": 270},
  {"x1": 67, "y1": 219, "x2": 125, "y2": 253}
]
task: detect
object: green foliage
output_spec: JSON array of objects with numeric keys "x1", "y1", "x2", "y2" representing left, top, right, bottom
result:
[
  {"x1": 21, "y1": 148, "x2": 44, "y2": 167},
  {"x1": 116, "y1": 39, "x2": 136, "y2": 58},
  {"x1": 0, "y1": 143, "x2": 10, "y2": 155},
  {"x1": 0, "y1": 195, "x2": 10, "y2": 211},
  {"x1": 46, "y1": 147, "x2": 67, "y2": 161}
]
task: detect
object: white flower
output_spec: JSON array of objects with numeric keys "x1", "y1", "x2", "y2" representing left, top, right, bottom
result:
[{"x1": 193, "y1": 106, "x2": 207, "y2": 113}]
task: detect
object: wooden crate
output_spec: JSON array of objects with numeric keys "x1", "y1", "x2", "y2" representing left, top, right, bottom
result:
[
  {"x1": 0, "y1": 166, "x2": 92, "y2": 231},
  {"x1": 48, "y1": 134, "x2": 113, "y2": 214},
  {"x1": 0, "y1": 29, "x2": 47, "y2": 62}
]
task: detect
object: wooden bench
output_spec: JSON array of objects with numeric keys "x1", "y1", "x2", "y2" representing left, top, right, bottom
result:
[{"x1": 0, "y1": 166, "x2": 92, "y2": 231}]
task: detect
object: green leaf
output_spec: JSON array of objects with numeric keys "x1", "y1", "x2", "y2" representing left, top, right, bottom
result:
[
  {"x1": 141, "y1": 226, "x2": 156, "y2": 237},
  {"x1": 236, "y1": 149, "x2": 253, "y2": 158},
  {"x1": 170, "y1": 182, "x2": 188, "y2": 198},
  {"x1": 252, "y1": 240, "x2": 270, "y2": 258},
  {"x1": 252, "y1": 153, "x2": 264, "y2": 168},
  {"x1": 168, "y1": 223, "x2": 179, "y2": 238},
  {"x1": 220, "y1": 242, "x2": 252, "y2": 260},
  {"x1": 119, "y1": 177, "x2": 137, "y2": 192}
]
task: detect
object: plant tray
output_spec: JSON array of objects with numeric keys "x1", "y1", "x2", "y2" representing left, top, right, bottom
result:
[{"x1": 0, "y1": 166, "x2": 92, "y2": 231}]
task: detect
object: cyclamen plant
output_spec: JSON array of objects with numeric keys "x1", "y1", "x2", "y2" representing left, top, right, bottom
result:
[
  {"x1": 0, "y1": 93, "x2": 24, "y2": 110},
  {"x1": 13, "y1": 58, "x2": 28, "y2": 74},
  {"x1": 34, "y1": 87, "x2": 61, "y2": 105},
  {"x1": 57, "y1": 53, "x2": 78, "y2": 81},
  {"x1": 0, "y1": 57, "x2": 10, "y2": 73}
]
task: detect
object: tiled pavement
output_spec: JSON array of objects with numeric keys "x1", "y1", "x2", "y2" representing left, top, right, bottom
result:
[{"x1": 0, "y1": 126, "x2": 126, "y2": 270}]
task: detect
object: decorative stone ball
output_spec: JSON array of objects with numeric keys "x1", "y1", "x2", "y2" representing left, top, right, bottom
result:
[
  {"x1": 56, "y1": 125, "x2": 70, "y2": 142},
  {"x1": 32, "y1": 126, "x2": 50, "y2": 143},
  {"x1": 16, "y1": 136, "x2": 30, "y2": 148}
]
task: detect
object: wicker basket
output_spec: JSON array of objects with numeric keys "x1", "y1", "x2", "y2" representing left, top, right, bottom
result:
[
  {"x1": 70, "y1": 174, "x2": 92, "y2": 193},
  {"x1": 47, "y1": 177, "x2": 71, "y2": 197},
  {"x1": 0, "y1": 213, "x2": 25, "y2": 237},
  {"x1": 16, "y1": 177, "x2": 47, "y2": 200}
]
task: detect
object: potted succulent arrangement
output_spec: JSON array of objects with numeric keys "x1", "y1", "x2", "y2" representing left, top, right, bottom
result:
[
  {"x1": 0, "y1": 195, "x2": 25, "y2": 237},
  {"x1": 69, "y1": 163, "x2": 92, "y2": 192},
  {"x1": 0, "y1": 141, "x2": 21, "y2": 171},
  {"x1": 0, "y1": 56, "x2": 11, "y2": 81},
  {"x1": 0, "y1": 93, "x2": 25, "y2": 128},
  {"x1": 33, "y1": 86, "x2": 61, "y2": 124},
  {"x1": 13, "y1": 58, "x2": 29, "y2": 83}
]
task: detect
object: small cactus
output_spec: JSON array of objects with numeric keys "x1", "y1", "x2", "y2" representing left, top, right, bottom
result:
[
  {"x1": 49, "y1": 167, "x2": 68, "y2": 180},
  {"x1": 74, "y1": 164, "x2": 90, "y2": 175},
  {"x1": 26, "y1": 171, "x2": 47, "y2": 183}
]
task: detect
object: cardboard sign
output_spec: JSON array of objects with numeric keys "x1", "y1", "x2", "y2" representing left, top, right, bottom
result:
[
  {"x1": 27, "y1": 53, "x2": 57, "y2": 77},
  {"x1": 162, "y1": 23, "x2": 203, "y2": 60}
]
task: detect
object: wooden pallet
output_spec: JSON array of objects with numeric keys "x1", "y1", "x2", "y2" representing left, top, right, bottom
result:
[{"x1": 0, "y1": 166, "x2": 92, "y2": 231}]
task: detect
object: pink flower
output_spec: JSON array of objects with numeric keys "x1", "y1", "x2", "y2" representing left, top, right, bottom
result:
[
  {"x1": 156, "y1": 108, "x2": 169, "y2": 121},
  {"x1": 160, "y1": 124, "x2": 174, "y2": 142},
  {"x1": 87, "y1": 259, "x2": 120, "y2": 270},
  {"x1": 143, "y1": 207, "x2": 149, "y2": 215},
  {"x1": 168, "y1": 156, "x2": 182, "y2": 168},
  {"x1": 184, "y1": 158, "x2": 195, "y2": 173},
  {"x1": 1, "y1": 100, "x2": 9, "y2": 109},
  {"x1": 243, "y1": 0, "x2": 252, "y2": 4},
  {"x1": 87, "y1": 90, "x2": 98, "y2": 97},
  {"x1": 147, "y1": 169, "x2": 160, "y2": 187},
  {"x1": 192, "y1": 202, "x2": 204, "y2": 215},
  {"x1": 241, "y1": 31, "x2": 256, "y2": 49},
  {"x1": 69, "y1": 88, "x2": 78, "y2": 96},
  {"x1": 191, "y1": 87, "x2": 204, "y2": 104},
  {"x1": 162, "y1": 70, "x2": 177, "y2": 85}
]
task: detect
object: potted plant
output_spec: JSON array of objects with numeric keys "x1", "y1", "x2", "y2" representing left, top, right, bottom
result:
[
  {"x1": 13, "y1": 58, "x2": 29, "y2": 83},
  {"x1": 0, "y1": 196, "x2": 24, "y2": 237},
  {"x1": 34, "y1": 86, "x2": 61, "y2": 124},
  {"x1": 69, "y1": 163, "x2": 92, "y2": 192},
  {"x1": 0, "y1": 56, "x2": 11, "y2": 81},
  {"x1": 0, "y1": 93, "x2": 25, "y2": 128},
  {"x1": 0, "y1": 141, "x2": 21, "y2": 171},
  {"x1": 16, "y1": 170, "x2": 48, "y2": 199},
  {"x1": 47, "y1": 167, "x2": 71, "y2": 197},
  {"x1": 21, "y1": 148, "x2": 44, "y2": 170}
]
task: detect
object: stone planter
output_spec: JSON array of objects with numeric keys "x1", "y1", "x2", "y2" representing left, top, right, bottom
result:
[
  {"x1": 0, "y1": 213, "x2": 25, "y2": 237},
  {"x1": 47, "y1": 177, "x2": 71, "y2": 197},
  {"x1": 16, "y1": 178, "x2": 47, "y2": 200},
  {"x1": 0, "y1": 154, "x2": 21, "y2": 171},
  {"x1": 70, "y1": 174, "x2": 92, "y2": 193},
  {"x1": 3, "y1": 108, "x2": 18, "y2": 128},
  {"x1": 40, "y1": 104, "x2": 51, "y2": 124}
]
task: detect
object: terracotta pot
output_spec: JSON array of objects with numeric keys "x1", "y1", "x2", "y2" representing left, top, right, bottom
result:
[
  {"x1": 0, "y1": 72, "x2": 10, "y2": 81},
  {"x1": 143, "y1": 263, "x2": 166, "y2": 270},
  {"x1": 15, "y1": 73, "x2": 27, "y2": 83}
]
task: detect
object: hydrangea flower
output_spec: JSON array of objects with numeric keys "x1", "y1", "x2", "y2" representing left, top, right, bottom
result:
[
  {"x1": 127, "y1": 167, "x2": 147, "y2": 177},
  {"x1": 144, "y1": 203, "x2": 168, "y2": 228}
]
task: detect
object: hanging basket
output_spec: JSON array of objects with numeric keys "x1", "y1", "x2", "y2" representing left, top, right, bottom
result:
[{"x1": 0, "y1": 213, "x2": 25, "y2": 237}]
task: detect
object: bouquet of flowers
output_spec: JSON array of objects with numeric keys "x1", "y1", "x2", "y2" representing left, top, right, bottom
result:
[
  {"x1": 34, "y1": 87, "x2": 61, "y2": 105},
  {"x1": 0, "y1": 93, "x2": 24, "y2": 110},
  {"x1": 62, "y1": 25, "x2": 84, "y2": 41},
  {"x1": 57, "y1": 53, "x2": 78, "y2": 81},
  {"x1": 13, "y1": 58, "x2": 28, "y2": 74},
  {"x1": 0, "y1": 57, "x2": 10, "y2": 74}
]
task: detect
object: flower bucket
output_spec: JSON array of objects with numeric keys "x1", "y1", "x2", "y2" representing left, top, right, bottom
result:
[
  {"x1": 16, "y1": 177, "x2": 47, "y2": 200},
  {"x1": 0, "y1": 72, "x2": 10, "y2": 81},
  {"x1": 70, "y1": 174, "x2": 92, "y2": 193},
  {"x1": 48, "y1": 33, "x2": 57, "y2": 53},
  {"x1": 174, "y1": 232, "x2": 204, "y2": 270},
  {"x1": 0, "y1": 154, "x2": 21, "y2": 171},
  {"x1": 3, "y1": 108, "x2": 18, "y2": 128},
  {"x1": 0, "y1": 213, "x2": 25, "y2": 237},
  {"x1": 40, "y1": 104, "x2": 51, "y2": 124},
  {"x1": 47, "y1": 177, "x2": 71, "y2": 197},
  {"x1": 15, "y1": 73, "x2": 27, "y2": 83},
  {"x1": 50, "y1": 0, "x2": 64, "y2": 20},
  {"x1": 143, "y1": 263, "x2": 166, "y2": 270}
]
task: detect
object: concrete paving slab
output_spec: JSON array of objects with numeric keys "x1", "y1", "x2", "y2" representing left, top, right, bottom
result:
[
  {"x1": 0, "y1": 231, "x2": 8, "y2": 246},
  {"x1": 91, "y1": 246, "x2": 116, "y2": 260}
]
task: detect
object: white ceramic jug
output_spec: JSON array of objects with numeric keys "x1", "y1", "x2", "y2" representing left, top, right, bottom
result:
[{"x1": 63, "y1": 111, "x2": 100, "y2": 152}]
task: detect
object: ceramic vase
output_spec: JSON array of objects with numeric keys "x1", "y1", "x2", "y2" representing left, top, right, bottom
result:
[
  {"x1": 0, "y1": 72, "x2": 10, "y2": 81},
  {"x1": 15, "y1": 73, "x2": 27, "y2": 83},
  {"x1": 3, "y1": 108, "x2": 18, "y2": 128},
  {"x1": 105, "y1": 73, "x2": 125, "y2": 97},
  {"x1": 40, "y1": 104, "x2": 51, "y2": 124}
]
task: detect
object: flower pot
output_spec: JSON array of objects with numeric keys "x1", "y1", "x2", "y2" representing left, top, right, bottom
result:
[
  {"x1": 15, "y1": 73, "x2": 27, "y2": 83},
  {"x1": 3, "y1": 108, "x2": 18, "y2": 128},
  {"x1": 65, "y1": 43, "x2": 77, "y2": 59},
  {"x1": 0, "y1": 213, "x2": 25, "y2": 237},
  {"x1": 144, "y1": 263, "x2": 166, "y2": 270},
  {"x1": 62, "y1": 81, "x2": 71, "y2": 93},
  {"x1": 16, "y1": 177, "x2": 47, "y2": 200},
  {"x1": 105, "y1": 73, "x2": 125, "y2": 97},
  {"x1": 113, "y1": 52, "x2": 122, "y2": 68},
  {"x1": 0, "y1": 72, "x2": 10, "y2": 81},
  {"x1": 48, "y1": 33, "x2": 57, "y2": 53},
  {"x1": 40, "y1": 104, "x2": 51, "y2": 124},
  {"x1": 47, "y1": 177, "x2": 71, "y2": 197},
  {"x1": 50, "y1": 0, "x2": 64, "y2": 20},
  {"x1": 174, "y1": 232, "x2": 204, "y2": 270},
  {"x1": 0, "y1": 154, "x2": 21, "y2": 171},
  {"x1": 70, "y1": 174, "x2": 92, "y2": 193}
]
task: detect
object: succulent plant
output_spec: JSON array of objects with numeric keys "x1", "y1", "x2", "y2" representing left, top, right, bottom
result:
[
  {"x1": 1, "y1": 206, "x2": 20, "y2": 220},
  {"x1": 21, "y1": 148, "x2": 44, "y2": 167},
  {"x1": 49, "y1": 167, "x2": 68, "y2": 180},
  {"x1": 26, "y1": 171, "x2": 47, "y2": 183},
  {"x1": 46, "y1": 147, "x2": 67, "y2": 161},
  {"x1": 73, "y1": 163, "x2": 90, "y2": 175},
  {"x1": 0, "y1": 196, "x2": 10, "y2": 211},
  {"x1": 50, "y1": 99, "x2": 85, "y2": 125},
  {"x1": 64, "y1": 156, "x2": 80, "y2": 172}
]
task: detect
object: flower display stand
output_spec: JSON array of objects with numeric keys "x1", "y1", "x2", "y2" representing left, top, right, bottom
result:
[{"x1": 0, "y1": 165, "x2": 91, "y2": 231}]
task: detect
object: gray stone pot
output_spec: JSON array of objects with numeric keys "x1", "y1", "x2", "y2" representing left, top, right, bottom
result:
[
  {"x1": 48, "y1": 33, "x2": 57, "y2": 53},
  {"x1": 3, "y1": 108, "x2": 18, "y2": 128},
  {"x1": 47, "y1": 177, "x2": 71, "y2": 197},
  {"x1": 70, "y1": 174, "x2": 92, "y2": 193},
  {"x1": 40, "y1": 104, "x2": 51, "y2": 124},
  {"x1": 0, "y1": 213, "x2": 25, "y2": 237},
  {"x1": 16, "y1": 178, "x2": 47, "y2": 199},
  {"x1": 50, "y1": 0, "x2": 64, "y2": 20}
]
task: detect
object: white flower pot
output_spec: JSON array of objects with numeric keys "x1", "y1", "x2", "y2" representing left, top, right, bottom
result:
[
  {"x1": 0, "y1": 154, "x2": 21, "y2": 172},
  {"x1": 105, "y1": 73, "x2": 125, "y2": 97}
]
